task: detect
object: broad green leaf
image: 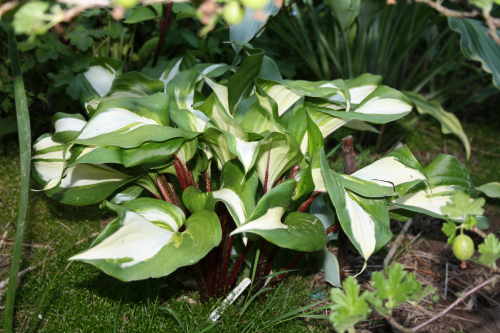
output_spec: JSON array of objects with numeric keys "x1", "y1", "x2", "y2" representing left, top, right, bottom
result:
[
  {"x1": 41, "y1": 163, "x2": 136, "y2": 206},
  {"x1": 256, "y1": 78, "x2": 350, "y2": 117},
  {"x1": 200, "y1": 128, "x2": 236, "y2": 169},
  {"x1": 69, "y1": 138, "x2": 184, "y2": 168},
  {"x1": 390, "y1": 154, "x2": 488, "y2": 228},
  {"x1": 325, "y1": 0, "x2": 358, "y2": 31},
  {"x1": 441, "y1": 192, "x2": 485, "y2": 220},
  {"x1": 240, "y1": 101, "x2": 285, "y2": 134},
  {"x1": 109, "y1": 185, "x2": 144, "y2": 205},
  {"x1": 124, "y1": 6, "x2": 158, "y2": 24},
  {"x1": 405, "y1": 92, "x2": 470, "y2": 160},
  {"x1": 87, "y1": 72, "x2": 164, "y2": 113},
  {"x1": 70, "y1": 200, "x2": 221, "y2": 281},
  {"x1": 193, "y1": 160, "x2": 259, "y2": 226},
  {"x1": 477, "y1": 182, "x2": 500, "y2": 198},
  {"x1": 227, "y1": 46, "x2": 264, "y2": 115},
  {"x1": 231, "y1": 180, "x2": 327, "y2": 251},
  {"x1": 254, "y1": 133, "x2": 303, "y2": 193},
  {"x1": 329, "y1": 277, "x2": 371, "y2": 333},
  {"x1": 448, "y1": 17, "x2": 500, "y2": 89},
  {"x1": 70, "y1": 58, "x2": 123, "y2": 111},
  {"x1": 320, "y1": 149, "x2": 392, "y2": 260},
  {"x1": 478, "y1": 234, "x2": 500, "y2": 268},
  {"x1": 51, "y1": 112, "x2": 87, "y2": 144},
  {"x1": 310, "y1": 247, "x2": 341, "y2": 287},
  {"x1": 350, "y1": 145, "x2": 427, "y2": 196},
  {"x1": 371, "y1": 263, "x2": 422, "y2": 310},
  {"x1": 72, "y1": 94, "x2": 197, "y2": 148},
  {"x1": 442, "y1": 220, "x2": 457, "y2": 244}
]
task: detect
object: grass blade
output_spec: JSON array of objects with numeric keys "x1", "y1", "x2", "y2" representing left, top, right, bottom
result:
[
  {"x1": 157, "y1": 307, "x2": 186, "y2": 332},
  {"x1": 3, "y1": 23, "x2": 32, "y2": 333}
]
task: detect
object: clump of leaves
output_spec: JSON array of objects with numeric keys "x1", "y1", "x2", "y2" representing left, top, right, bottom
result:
[{"x1": 329, "y1": 264, "x2": 436, "y2": 333}]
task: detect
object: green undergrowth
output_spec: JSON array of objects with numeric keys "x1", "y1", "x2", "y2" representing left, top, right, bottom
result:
[{"x1": 0, "y1": 140, "x2": 330, "y2": 333}]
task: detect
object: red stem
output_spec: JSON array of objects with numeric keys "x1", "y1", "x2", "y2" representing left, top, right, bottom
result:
[
  {"x1": 254, "y1": 239, "x2": 269, "y2": 284},
  {"x1": 203, "y1": 171, "x2": 211, "y2": 192},
  {"x1": 152, "y1": 3, "x2": 173, "y2": 68},
  {"x1": 213, "y1": 211, "x2": 227, "y2": 294},
  {"x1": 190, "y1": 264, "x2": 210, "y2": 303},
  {"x1": 263, "y1": 244, "x2": 280, "y2": 279},
  {"x1": 273, "y1": 173, "x2": 286, "y2": 187},
  {"x1": 225, "y1": 240, "x2": 254, "y2": 294},
  {"x1": 263, "y1": 146, "x2": 272, "y2": 194},
  {"x1": 297, "y1": 192, "x2": 320, "y2": 212},
  {"x1": 173, "y1": 161, "x2": 188, "y2": 190},
  {"x1": 273, "y1": 252, "x2": 306, "y2": 286},
  {"x1": 326, "y1": 223, "x2": 340, "y2": 235},
  {"x1": 217, "y1": 223, "x2": 234, "y2": 298},
  {"x1": 289, "y1": 165, "x2": 301, "y2": 179},
  {"x1": 157, "y1": 175, "x2": 173, "y2": 203},
  {"x1": 174, "y1": 155, "x2": 194, "y2": 187}
]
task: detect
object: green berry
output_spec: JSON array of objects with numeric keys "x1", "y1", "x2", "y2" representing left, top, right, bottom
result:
[
  {"x1": 223, "y1": 1, "x2": 245, "y2": 25},
  {"x1": 114, "y1": 0, "x2": 139, "y2": 8},
  {"x1": 453, "y1": 234, "x2": 475, "y2": 261},
  {"x1": 241, "y1": 0, "x2": 269, "y2": 10}
]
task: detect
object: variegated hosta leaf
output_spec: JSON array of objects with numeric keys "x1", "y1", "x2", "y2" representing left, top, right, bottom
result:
[
  {"x1": 182, "y1": 160, "x2": 259, "y2": 227},
  {"x1": 195, "y1": 91, "x2": 247, "y2": 139},
  {"x1": 32, "y1": 134, "x2": 67, "y2": 188},
  {"x1": 165, "y1": 63, "x2": 233, "y2": 132},
  {"x1": 350, "y1": 145, "x2": 427, "y2": 196},
  {"x1": 141, "y1": 52, "x2": 199, "y2": 87},
  {"x1": 255, "y1": 78, "x2": 350, "y2": 117},
  {"x1": 78, "y1": 57, "x2": 123, "y2": 112},
  {"x1": 389, "y1": 154, "x2": 488, "y2": 228},
  {"x1": 70, "y1": 199, "x2": 221, "y2": 281},
  {"x1": 254, "y1": 133, "x2": 303, "y2": 193},
  {"x1": 51, "y1": 112, "x2": 87, "y2": 144},
  {"x1": 240, "y1": 101, "x2": 286, "y2": 135},
  {"x1": 231, "y1": 180, "x2": 327, "y2": 252},
  {"x1": 68, "y1": 138, "x2": 185, "y2": 169},
  {"x1": 307, "y1": 107, "x2": 351, "y2": 139},
  {"x1": 229, "y1": 0, "x2": 280, "y2": 53},
  {"x1": 329, "y1": 73, "x2": 383, "y2": 104},
  {"x1": 320, "y1": 149, "x2": 392, "y2": 261},
  {"x1": 308, "y1": 85, "x2": 413, "y2": 125},
  {"x1": 477, "y1": 182, "x2": 500, "y2": 198},
  {"x1": 72, "y1": 93, "x2": 197, "y2": 148},
  {"x1": 405, "y1": 91, "x2": 470, "y2": 160},
  {"x1": 86, "y1": 72, "x2": 165, "y2": 114},
  {"x1": 201, "y1": 128, "x2": 236, "y2": 170}
]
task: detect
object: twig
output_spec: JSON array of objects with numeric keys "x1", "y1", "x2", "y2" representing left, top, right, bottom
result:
[
  {"x1": 486, "y1": 16, "x2": 500, "y2": 45},
  {"x1": 387, "y1": 315, "x2": 415, "y2": 333},
  {"x1": 471, "y1": 225, "x2": 488, "y2": 239},
  {"x1": 413, "y1": 275, "x2": 500, "y2": 331},
  {"x1": 384, "y1": 219, "x2": 414, "y2": 267},
  {"x1": 152, "y1": 3, "x2": 173, "y2": 68},
  {"x1": 0, "y1": 262, "x2": 42, "y2": 295}
]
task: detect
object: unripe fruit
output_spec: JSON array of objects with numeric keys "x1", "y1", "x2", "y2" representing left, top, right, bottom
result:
[
  {"x1": 223, "y1": 1, "x2": 245, "y2": 25},
  {"x1": 241, "y1": 0, "x2": 269, "y2": 10},
  {"x1": 114, "y1": 0, "x2": 139, "y2": 8},
  {"x1": 453, "y1": 234, "x2": 475, "y2": 261}
]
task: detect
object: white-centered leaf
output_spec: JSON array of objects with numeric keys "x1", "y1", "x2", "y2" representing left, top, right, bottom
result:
[
  {"x1": 231, "y1": 207, "x2": 287, "y2": 234},
  {"x1": 70, "y1": 210, "x2": 175, "y2": 267},
  {"x1": 212, "y1": 188, "x2": 247, "y2": 226}
]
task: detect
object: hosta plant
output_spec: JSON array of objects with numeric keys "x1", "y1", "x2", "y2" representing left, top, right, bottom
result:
[{"x1": 32, "y1": 45, "x2": 488, "y2": 302}]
